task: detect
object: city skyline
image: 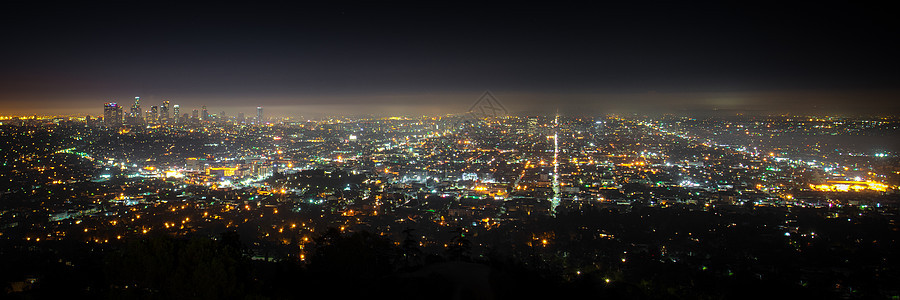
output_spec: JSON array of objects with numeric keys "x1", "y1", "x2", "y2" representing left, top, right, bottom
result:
[
  {"x1": 1, "y1": 2, "x2": 899, "y2": 298},
  {"x1": 5, "y1": 88, "x2": 900, "y2": 118},
  {"x1": 94, "y1": 97, "x2": 268, "y2": 125}
]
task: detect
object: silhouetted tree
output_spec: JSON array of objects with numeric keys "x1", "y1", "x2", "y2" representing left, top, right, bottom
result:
[
  {"x1": 401, "y1": 227, "x2": 423, "y2": 268},
  {"x1": 445, "y1": 227, "x2": 471, "y2": 261},
  {"x1": 310, "y1": 229, "x2": 397, "y2": 280},
  {"x1": 105, "y1": 234, "x2": 250, "y2": 300}
]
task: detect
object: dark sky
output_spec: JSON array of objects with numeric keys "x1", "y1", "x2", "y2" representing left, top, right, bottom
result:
[{"x1": 1, "y1": 1, "x2": 899, "y2": 116}]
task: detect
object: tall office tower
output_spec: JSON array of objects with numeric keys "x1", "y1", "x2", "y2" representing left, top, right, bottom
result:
[
  {"x1": 238, "y1": 112, "x2": 244, "y2": 124},
  {"x1": 144, "y1": 107, "x2": 153, "y2": 124},
  {"x1": 256, "y1": 106, "x2": 263, "y2": 124},
  {"x1": 160, "y1": 100, "x2": 170, "y2": 123},
  {"x1": 551, "y1": 112, "x2": 560, "y2": 215},
  {"x1": 192, "y1": 109, "x2": 199, "y2": 120},
  {"x1": 173, "y1": 104, "x2": 180, "y2": 123},
  {"x1": 103, "y1": 102, "x2": 123, "y2": 127},
  {"x1": 131, "y1": 97, "x2": 142, "y2": 124},
  {"x1": 526, "y1": 117, "x2": 538, "y2": 135},
  {"x1": 118, "y1": 105, "x2": 124, "y2": 125},
  {"x1": 201, "y1": 106, "x2": 209, "y2": 121},
  {"x1": 150, "y1": 106, "x2": 159, "y2": 124}
]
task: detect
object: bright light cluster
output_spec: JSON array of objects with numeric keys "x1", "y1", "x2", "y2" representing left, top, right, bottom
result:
[{"x1": 809, "y1": 181, "x2": 889, "y2": 192}]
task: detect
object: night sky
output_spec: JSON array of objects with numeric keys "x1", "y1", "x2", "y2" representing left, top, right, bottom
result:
[{"x1": 1, "y1": 1, "x2": 898, "y2": 116}]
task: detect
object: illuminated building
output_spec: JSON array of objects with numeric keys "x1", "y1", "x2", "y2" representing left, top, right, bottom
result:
[
  {"x1": 173, "y1": 104, "x2": 180, "y2": 123},
  {"x1": 551, "y1": 112, "x2": 560, "y2": 214},
  {"x1": 207, "y1": 167, "x2": 238, "y2": 177},
  {"x1": 85, "y1": 115, "x2": 97, "y2": 127},
  {"x1": 185, "y1": 157, "x2": 206, "y2": 171},
  {"x1": 257, "y1": 106, "x2": 263, "y2": 124},
  {"x1": 130, "y1": 96, "x2": 142, "y2": 124},
  {"x1": 160, "y1": 100, "x2": 170, "y2": 123},
  {"x1": 257, "y1": 165, "x2": 272, "y2": 177},
  {"x1": 809, "y1": 180, "x2": 890, "y2": 192},
  {"x1": 149, "y1": 106, "x2": 158, "y2": 124},
  {"x1": 103, "y1": 102, "x2": 123, "y2": 127},
  {"x1": 527, "y1": 117, "x2": 538, "y2": 135},
  {"x1": 201, "y1": 106, "x2": 209, "y2": 121}
]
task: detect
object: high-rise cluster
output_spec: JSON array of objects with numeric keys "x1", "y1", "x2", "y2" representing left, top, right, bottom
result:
[
  {"x1": 100, "y1": 97, "x2": 263, "y2": 126},
  {"x1": 102, "y1": 102, "x2": 123, "y2": 126}
]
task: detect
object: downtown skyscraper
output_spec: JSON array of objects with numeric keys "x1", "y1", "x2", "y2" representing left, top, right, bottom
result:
[
  {"x1": 149, "y1": 106, "x2": 158, "y2": 124},
  {"x1": 257, "y1": 106, "x2": 263, "y2": 124},
  {"x1": 103, "y1": 102, "x2": 123, "y2": 127},
  {"x1": 160, "y1": 100, "x2": 170, "y2": 124},
  {"x1": 130, "y1": 96, "x2": 142, "y2": 125}
]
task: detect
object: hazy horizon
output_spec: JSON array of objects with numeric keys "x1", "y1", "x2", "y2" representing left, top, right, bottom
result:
[
  {"x1": 3, "y1": 2, "x2": 899, "y2": 117},
  {"x1": 3, "y1": 88, "x2": 899, "y2": 118}
]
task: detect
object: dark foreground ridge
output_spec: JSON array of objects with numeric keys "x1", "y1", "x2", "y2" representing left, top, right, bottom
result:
[{"x1": 3, "y1": 204, "x2": 899, "y2": 300}]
